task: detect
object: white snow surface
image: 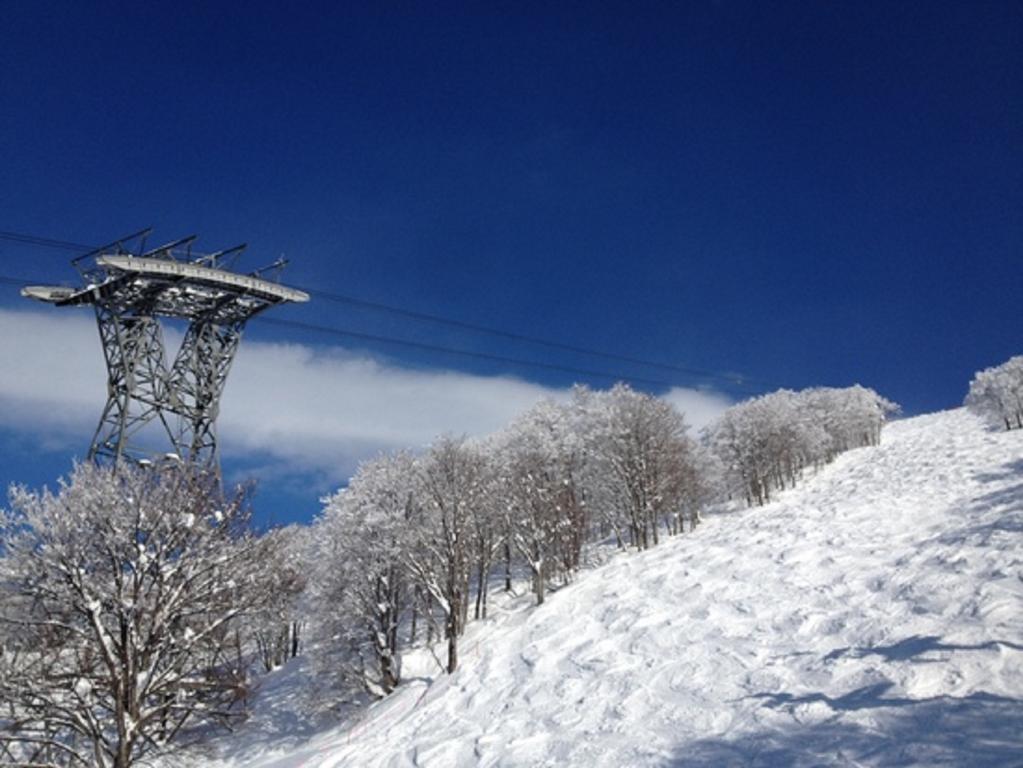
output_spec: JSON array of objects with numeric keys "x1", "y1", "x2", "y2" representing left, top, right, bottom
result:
[{"x1": 201, "y1": 409, "x2": 1023, "y2": 767}]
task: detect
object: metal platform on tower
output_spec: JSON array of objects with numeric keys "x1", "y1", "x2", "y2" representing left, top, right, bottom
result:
[{"x1": 22, "y1": 229, "x2": 309, "y2": 474}]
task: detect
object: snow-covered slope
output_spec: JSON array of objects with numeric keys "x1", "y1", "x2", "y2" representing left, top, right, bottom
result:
[{"x1": 214, "y1": 409, "x2": 1023, "y2": 767}]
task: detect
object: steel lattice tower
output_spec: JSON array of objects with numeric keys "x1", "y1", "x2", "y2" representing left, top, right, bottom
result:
[{"x1": 23, "y1": 230, "x2": 309, "y2": 474}]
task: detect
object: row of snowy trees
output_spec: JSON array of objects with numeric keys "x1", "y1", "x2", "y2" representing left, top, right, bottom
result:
[
  {"x1": 707, "y1": 386, "x2": 898, "y2": 506},
  {"x1": 965, "y1": 355, "x2": 1023, "y2": 431},
  {"x1": 308, "y1": 384, "x2": 715, "y2": 697}
]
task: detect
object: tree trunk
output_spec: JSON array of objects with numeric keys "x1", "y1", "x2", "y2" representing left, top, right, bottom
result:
[
  {"x1": 446, "y1": 610, "x2": 459, "y2": 674},
  {"x1": 114, "y1": 737, "x2": 131, "y2": 768},
  {"x1": 426, "y1": 593, "x2": 435, "y2": 644},
  {"x1": 380, "y1": 632, "x2": 399, "y2": 694},
  {"x1": 504, "y1": 541, "x2": 513, "y2": 592},
  {"x1": 474, "y1": 562, "x2": 485, "y2": 620},
  {"x1": 460, "y1": 587, "x2": 469, "y2": 635}
]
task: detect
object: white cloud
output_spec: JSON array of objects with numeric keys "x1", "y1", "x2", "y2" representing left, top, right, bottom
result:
[
  {"x1": 217, "y1": 341, "x2": 568, "y2": 480},
  {"x1": 662, "y1": 387, "x2": 735, "y2": 433},
  {"x1": 0, "y1": 308, "x2": 105, "y2": 439},
  {"x1": 0, "y1": 308, "x2": 732, "y2": 483}
]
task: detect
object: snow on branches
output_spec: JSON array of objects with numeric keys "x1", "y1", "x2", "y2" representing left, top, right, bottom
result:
[{"x1": 0, "y1": 463, "x2": 275, "y2": 768}]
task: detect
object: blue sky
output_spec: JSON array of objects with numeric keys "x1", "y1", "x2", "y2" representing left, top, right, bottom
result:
[{"x1": 0, "y1": 2, "x2": 1019, "y2": 525}]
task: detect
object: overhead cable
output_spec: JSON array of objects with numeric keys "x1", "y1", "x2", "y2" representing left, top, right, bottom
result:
[{"x1": 0, "y1": 229, "x2": 766, "y2": 390}]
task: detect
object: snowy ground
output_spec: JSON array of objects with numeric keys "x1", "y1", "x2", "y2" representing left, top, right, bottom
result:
[{"x1": 196, "y1": 408, "x2": 1023, "y2": 767}]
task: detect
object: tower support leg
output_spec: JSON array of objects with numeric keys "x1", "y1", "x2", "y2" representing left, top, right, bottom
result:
[
  {"x1": 168, "y1": 319, "x2": 245, "y2": 473},
  {"x1": 88, "y1": 306, "x2": 177, "y2": 465}
]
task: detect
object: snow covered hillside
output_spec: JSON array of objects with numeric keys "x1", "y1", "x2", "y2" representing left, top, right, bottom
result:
[{"x1": 210, "y1": 408, "x2": 1023, "y2": 767}]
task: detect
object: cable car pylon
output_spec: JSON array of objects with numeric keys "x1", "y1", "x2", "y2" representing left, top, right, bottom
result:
[{"x1": 23, "y1": 230, "x2": 309, "y2": 476}]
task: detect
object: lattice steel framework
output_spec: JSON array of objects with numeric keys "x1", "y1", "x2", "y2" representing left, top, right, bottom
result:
[{"x1": 22, "y1": 230, "x2": 309, "y2": 475}]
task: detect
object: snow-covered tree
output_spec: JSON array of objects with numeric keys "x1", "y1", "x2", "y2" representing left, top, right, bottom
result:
[
  {"x1": 405, "y1": 437, "x2": 485, "y2": 674},
  {"x1": 247, "y1": 525, "x2": 308, "y2": 673},
  {"x1": 826, "y1": 385, "x2": 899, "y2": 449},
  {"x1": 0, "y1": 463, "x2": 271, "y2": 768},
  {"x1": 495, "y1": 419, "x2": 561, "y2": 605},
  {"x1": 579, "y1": 384, "x2": 703, "y2": 549},
  {"x1": 311, "y1": 451, "x2": 419, "y2": 696},
  {"x1": 495, "y1": 398, "x2": 590, "y2": 603},
  {"x1": 466, "y1": 446, "x2": 505, "y2": 620},
  {"x1": 965, "y1": 356, "x2": 1023, "y2": 430}
]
